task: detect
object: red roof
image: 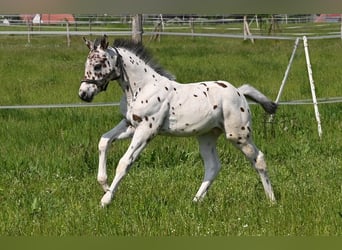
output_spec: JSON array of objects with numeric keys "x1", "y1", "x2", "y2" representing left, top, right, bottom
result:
[
  {"x1": 315, "y1": 14, "x2": 341, "y2": 23},
  {"x1": 21, "y1": 14, "x2": 75, "y2": 24}
]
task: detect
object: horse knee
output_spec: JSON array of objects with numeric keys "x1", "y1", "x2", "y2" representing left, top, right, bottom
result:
[{"x1": 98, "y1": 137, "x2": 110, "y2": 152}]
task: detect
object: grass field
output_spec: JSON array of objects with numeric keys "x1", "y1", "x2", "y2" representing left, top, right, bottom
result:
[{"x1": 0, "y1": 29, "x2": 341, "y2": 235}]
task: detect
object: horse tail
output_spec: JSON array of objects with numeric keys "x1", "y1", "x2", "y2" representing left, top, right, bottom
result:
[{"x1": 238, "y1": 84, "x2": 278, "y2": 114}]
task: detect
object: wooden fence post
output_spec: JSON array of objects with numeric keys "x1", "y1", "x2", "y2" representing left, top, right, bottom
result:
[
  {"x1": 66, "y1": 19, "x2": 70, "y2": 47},
  {"x1": 132, "y1": 14, "x2": 143, "y2": 44},
  {"x1": 243, "y1": 15, "x2": 254, "y2": 43},
  {"x1": 150, "y1": 14, "x2": 164, "y2": 42},
  {"x1": 27, "y1": 21, "x2": 32, "y2": 44},
  {"x1": 340, "y1": 14, "x2": 342, "y2": 40}
]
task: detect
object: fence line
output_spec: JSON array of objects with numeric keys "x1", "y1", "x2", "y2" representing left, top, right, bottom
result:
[
  {"x1": 1, "y1": 97, "x2": 341, "y2": 110},
  {"x1": 1, "y1": 14, "x2": 341, "y2": 41},
  {"x1": 0, "y1": 30, "x2": 340, "y2": 41},
  {"x1": 0, "y1": 31, "x2": 133, "y2": 36},
  {"x1": 1, "y1": 16, "x2": 341, "y2": 111},
  {"x1": 0, "y1": 14, "x2": 321, "y2": 25},
  {"x1": 144, "y1": 31, "x2": 341, "y2": 40},
  {"x1": 0, "y1": 102, "x2": 120, "y2": 110}
]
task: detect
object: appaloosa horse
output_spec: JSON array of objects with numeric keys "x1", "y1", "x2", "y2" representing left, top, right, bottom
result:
[{"x1": 79, "y1": 35, "x2": 277, "y2": 207}]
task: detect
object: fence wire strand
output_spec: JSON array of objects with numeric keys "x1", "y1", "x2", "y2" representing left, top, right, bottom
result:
[{"x1": 1, "y1": 97, "x2": 341, "y2": 110}]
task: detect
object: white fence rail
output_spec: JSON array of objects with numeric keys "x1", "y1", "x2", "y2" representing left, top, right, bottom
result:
[
  {"x1": 1, "y1": 14, "x2": 341, "y2": 41},
  {"x1": 1, "y1": 97, "x2": 341, "y2": 110}
]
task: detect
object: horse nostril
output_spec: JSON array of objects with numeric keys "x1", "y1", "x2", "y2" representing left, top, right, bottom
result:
[
  {"x1": 79, "y1": 91, "x2": 88, "y2": 100},
  {"x1": 79, "y1": 91, "x2": 93, "y2": 102}
]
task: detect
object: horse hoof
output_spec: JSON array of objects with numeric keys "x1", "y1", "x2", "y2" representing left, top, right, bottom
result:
[
  {"x1": 193, "y1": 196, "x2": 202, "y2": 202},
  {"x1": 100, "y1": 191, "x2": 112, "y2": 207}
]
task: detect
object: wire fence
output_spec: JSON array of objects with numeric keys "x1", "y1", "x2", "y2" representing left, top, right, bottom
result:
[
  {"x1": 1, "y1": 97, "x2": 341, "y2": 110},
  {"x1": 0, "y1": 14, "x2": 341, "y2": 110},
  {"x1": 1, "y1": 14, "x2": 341, "y2": 40}
]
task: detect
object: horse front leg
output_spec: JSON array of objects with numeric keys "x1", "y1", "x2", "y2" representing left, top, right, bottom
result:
[
  {"x1": 97, "y1": 119, "x2": 135, "y2": 192},
  {"x1": 100, "y1": 126, "x2": 155, "y2": 207}
]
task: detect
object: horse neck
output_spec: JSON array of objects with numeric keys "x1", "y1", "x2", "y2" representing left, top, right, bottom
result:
[{"x1": 116, "y1": 48, "x2": 165, "y2": 101}]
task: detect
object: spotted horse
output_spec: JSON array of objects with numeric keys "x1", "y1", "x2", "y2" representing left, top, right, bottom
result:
[{"x1": 79, "y1": 35, "x2": 277, "y2": 207}]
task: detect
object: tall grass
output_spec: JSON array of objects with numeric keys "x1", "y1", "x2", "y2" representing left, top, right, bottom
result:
[{"x1": 0, "y1": 32, "x2": 341, "y2": 235}]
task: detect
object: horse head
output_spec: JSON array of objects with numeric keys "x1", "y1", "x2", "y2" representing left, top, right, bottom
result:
[{"x1": 79, "y1": 35, "x2": 122, "y2": 102}]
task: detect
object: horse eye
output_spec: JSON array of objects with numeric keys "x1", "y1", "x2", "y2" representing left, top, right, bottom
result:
[{"x1": 94, "y1": 64, "x2": 102, "y2": 71}]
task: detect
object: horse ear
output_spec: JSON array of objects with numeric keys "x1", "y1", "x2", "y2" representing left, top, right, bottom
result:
[
  {"x1": 83, "y1": 37, "x2": 93, "y2": 50},
  {"x1": 100, "y1": 34, "x2": 109, "y2": 49}
]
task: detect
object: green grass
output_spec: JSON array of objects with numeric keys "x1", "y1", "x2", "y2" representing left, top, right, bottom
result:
[{"x1": 0, "y1": 30, "x2": 341, "y2": 235}]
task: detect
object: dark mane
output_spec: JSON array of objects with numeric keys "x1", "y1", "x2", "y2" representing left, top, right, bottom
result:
[{"x1": 113, "y1": 39, "x2": 176, "y2": 81}]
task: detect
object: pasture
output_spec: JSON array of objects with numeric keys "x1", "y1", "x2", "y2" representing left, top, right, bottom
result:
[{"x1": 0, "y1": 31, "x2": 341, "y2": 235}]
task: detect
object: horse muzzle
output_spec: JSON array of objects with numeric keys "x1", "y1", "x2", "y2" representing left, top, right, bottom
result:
[{"x1": 79, "y1": 81, "x2": 97, "y2": 102}]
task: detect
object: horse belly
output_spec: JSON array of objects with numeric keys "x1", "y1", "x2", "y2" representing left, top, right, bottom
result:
[{"x1": 161, "y1": 95, "x2": 222, "y2": 136}]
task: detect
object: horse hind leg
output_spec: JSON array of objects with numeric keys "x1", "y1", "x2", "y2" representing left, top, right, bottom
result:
[
  {"x1": 228, "y1": 132, "x2": 275, "y2": 202},
  {"x1": 193, "y1": 133, "x2": 221, "y2": 202}
]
